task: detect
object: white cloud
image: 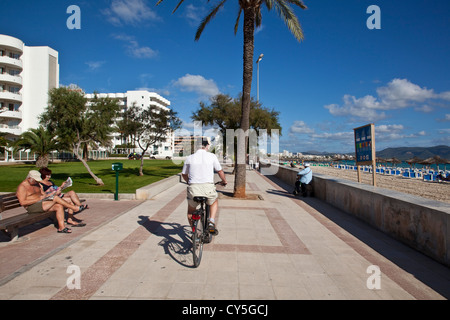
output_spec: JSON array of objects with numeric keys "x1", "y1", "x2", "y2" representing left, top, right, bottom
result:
[
  {"x1": 289, "y1": 120, "x2": 314, "y2": 134},
  {"x1": 375, "y1": 124, "x2": 426, "y2": 142},
  {"x1": 324, "y1": 78, "x2": 450, "y2": 121},
  {"x1": 128, "y1": 42, "x2": 157, "y2": 58},
  {"x1": 438, "y1": 128, "x2": 450, "y2": 134},
  {"x1": 174, "y1": 74, "x2": 220, "y2": 97},
  {"x1": 414, "y1": 105, "x2": 433, "y2": 113},
  {"x1": 438, "y1": 91, "x2": 450, "y2": 100},
  {"x1": 103, "y1": 0, "x2": 160, "y2": 26},
  {"x1": 324, "y1": 94, "x2": 386, "y2": 122},
  {"x1": 85, "y1": 61, "x2": 106, "y2": 71},
  {"x1": 377, "y1": 78, "x2": 435, "y2": 108},
  {"x1": 310, "y1": 131, "x2": 353, "y2": 141},
  {"x1": 183, "y1": 4, "x2": 208, "y2": 27},
  {"x1": 113, "y1": 34, "x2": 157, "y2": 59},
  {"x1": 376, "y1": 124, "x2": 404, "y2": 133}
]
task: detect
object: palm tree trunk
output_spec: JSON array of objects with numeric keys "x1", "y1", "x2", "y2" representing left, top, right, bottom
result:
[
  {"x1": 36, "y1": 154, "x2": 49, "y2": 169},
  {"x1": 234, "y1": 7, "x2": 255, "y2": 198}
]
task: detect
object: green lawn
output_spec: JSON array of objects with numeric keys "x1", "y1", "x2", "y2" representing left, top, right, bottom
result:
[{"x1": 0, "y1": 160, "x2": 183, "y2": 194}]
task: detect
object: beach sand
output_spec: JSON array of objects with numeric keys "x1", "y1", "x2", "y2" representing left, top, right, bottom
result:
[{"x1": 308, "y1": 165, "x2": 450, "y2": 204}]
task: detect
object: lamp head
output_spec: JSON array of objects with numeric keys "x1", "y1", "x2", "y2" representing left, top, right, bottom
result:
[{"x1": 256, "y1": 53, "x2": 264, "y2": 63}]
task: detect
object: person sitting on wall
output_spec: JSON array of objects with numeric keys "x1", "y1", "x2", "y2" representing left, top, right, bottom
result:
[{"x1": 293, "y1": 163, "x2": 312, "y2": 197}]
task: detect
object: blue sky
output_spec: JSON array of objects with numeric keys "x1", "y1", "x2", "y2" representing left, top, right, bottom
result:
[{"x1": 1, "y1": 0, "x2": 449, "y2": 153}]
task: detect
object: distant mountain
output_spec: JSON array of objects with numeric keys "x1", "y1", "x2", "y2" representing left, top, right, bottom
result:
[
  {"x1": 376, "y1": 145, "x2": 450, "y2": 161},
  {"x1": 302, "y1": 150, "x2": 336, "y2": 156}
]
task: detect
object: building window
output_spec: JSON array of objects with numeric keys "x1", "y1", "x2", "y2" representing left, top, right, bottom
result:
[
  {"x1": 9, "y1": 69, "x2": 20, "y2": 76},
  {"x1": 9, "y1": 52, "x2": 20, "y2": 60}
]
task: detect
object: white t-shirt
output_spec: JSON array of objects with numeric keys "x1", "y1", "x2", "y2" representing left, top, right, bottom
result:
[{"x1": 182, "y1": 149, "x2": 222, "y2": 184}]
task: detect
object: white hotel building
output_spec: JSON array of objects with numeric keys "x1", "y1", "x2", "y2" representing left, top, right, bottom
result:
[
  {"x1": 85, "y1": 90, "x2": 174, "y2": 158},
  {"x1": 1, "y1": 34, "x2": 174, "y2": 159},
  {"x1": 0, "y1": 34, "x2": 59, "y2": 140}
]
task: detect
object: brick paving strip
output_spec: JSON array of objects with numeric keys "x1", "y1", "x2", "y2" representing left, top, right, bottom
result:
[
  {"x1": 207, "y1": 207, "x2": 310, "y2": 255},
  {"x1": 44, "y1": 170, "x2": 448, "y2": 300},
  {"x1": 258, "y1": 172, "x2": 446, "y2": 300},
  {"x1": 50, "y1": 191, "x2": 186, "y2": 300},
  {"x1": 0, "y1": 199, "x2": 143, "y2": 286},
  {"x1": 50, "y1": 188, "x2": 310, "y2": 299}
]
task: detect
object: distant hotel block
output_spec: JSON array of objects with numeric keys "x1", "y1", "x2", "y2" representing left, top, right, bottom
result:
[
  {"x1": 0, "y1": 34, "x2": 59, "y2": 140},
  {"x1": 85, "y1": 90, "x2": 174, "y2": 158}
]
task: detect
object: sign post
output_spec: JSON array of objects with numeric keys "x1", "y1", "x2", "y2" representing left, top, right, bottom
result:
[
  {"x1": 111, "y1": 162, "x2": 123, "y2": 200},
  {"x1": 354, "y1": 124, "x2": 376, "y2": 187}
]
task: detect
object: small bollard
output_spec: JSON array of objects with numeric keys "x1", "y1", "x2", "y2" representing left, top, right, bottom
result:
[{"x1": 111, "y1": 162, "x2": 123, "y2": 201}]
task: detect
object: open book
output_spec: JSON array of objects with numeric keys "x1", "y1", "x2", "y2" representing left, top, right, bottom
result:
[{"x1": 42, "y1": 177, "x2": 73, "y2": 201}]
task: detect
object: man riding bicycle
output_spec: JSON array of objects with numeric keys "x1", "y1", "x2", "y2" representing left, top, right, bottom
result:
[{"x1": 181, "y1": 137, "x2": 227, "y2": 235}]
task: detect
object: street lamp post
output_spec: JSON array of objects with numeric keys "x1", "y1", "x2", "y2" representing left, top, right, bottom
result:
[{"x1": 256, "y1": 53, "x2": 264, "y2": 102}]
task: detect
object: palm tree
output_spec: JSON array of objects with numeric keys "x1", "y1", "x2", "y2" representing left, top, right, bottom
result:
[
  {"x1": 15, "y1": 126, "x2": 59, "y2": 168},
  {"x1": 157, "y1": 0, "x2": 307, "y2": 197}
]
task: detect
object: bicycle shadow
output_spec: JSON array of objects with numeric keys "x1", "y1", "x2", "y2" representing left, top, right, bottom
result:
[{"x1": 137, "y1": 215, "x2": 195, "y2": 268}]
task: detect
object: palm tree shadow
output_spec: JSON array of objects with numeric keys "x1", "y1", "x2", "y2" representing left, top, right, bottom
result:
[{"x1": 137, "y1": 215, "x2": 195, "y2": 268}]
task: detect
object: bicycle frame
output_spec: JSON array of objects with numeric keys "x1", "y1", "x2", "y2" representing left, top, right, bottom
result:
[
  {"x1": 191, "y1": 197, "x2": 212, "y2": 267},
  {"x1": 190, "y1": 181, "x2": 224, "y2": 267},
  {"x1": 192, "y1": 198, "x2": 212, "y2": 241}
]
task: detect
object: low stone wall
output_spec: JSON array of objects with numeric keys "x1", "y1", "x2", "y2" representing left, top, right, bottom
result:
[{"x1": 269, "y1": 164, "x2": 450, "y2": 267}]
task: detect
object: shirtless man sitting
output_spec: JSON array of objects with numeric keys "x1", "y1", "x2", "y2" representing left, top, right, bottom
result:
[{"x1": 16, "y1": 170, "x2": 86, "y2": 234}]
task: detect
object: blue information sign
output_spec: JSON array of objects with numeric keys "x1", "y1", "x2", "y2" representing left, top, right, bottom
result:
[{"x1": 354, "y1": 124, "x2": 375, "y2": 164}]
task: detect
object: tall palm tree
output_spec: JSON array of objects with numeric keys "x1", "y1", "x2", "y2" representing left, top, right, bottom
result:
[
  {"x1": 15, "y1": 126, "x2": 60, "y2": 168},
  {"x1": 157, "y1": 0, "x2": 307, "y2": 197}
]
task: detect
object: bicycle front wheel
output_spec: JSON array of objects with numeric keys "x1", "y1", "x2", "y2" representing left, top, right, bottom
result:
[{"x1": 192, "y1": 219, "x2": 204, "y2": 268}]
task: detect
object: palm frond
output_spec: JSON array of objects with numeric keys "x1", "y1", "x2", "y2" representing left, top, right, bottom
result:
[
  {"x1": 172, "y1": 0, "x2": 186, "y2": 13},
  {"x1": 234, "y1": 7, "x2": 243, "y2": 35},
  {"x1": 155, "y1": 0, "x2": 185, "y2": 14},
  {"x1": 271, "y1": 0, "x2": 305, "y2": 42},
  {"x1": 195, "y1": 0, "x2": 228, "y2": 41},
  {"x1": 282, "y1": 0, "x2": 307, "y2": 10}
]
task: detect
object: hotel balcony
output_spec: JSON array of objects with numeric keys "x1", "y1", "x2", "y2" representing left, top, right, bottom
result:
[
  {"x1": 0, "y1": 73, "x2": 22, "y2": 86},
  {"x1": 0, "y1": 123, "x2": 21, "y2": 136},
  {"x1": 0, "y1": 109, "x2": 22, "y2": 120},
  {"x1": 0, "y1": 56, "x2": 23, "y2": 70},
  {"x1": 0, "y1": 91, "x2": 22, "y2": 102}
]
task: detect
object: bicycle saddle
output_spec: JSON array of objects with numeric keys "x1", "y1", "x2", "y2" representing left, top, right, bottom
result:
[{"x1": 193, "y1": 196, "x2": 208, "y2": 203}]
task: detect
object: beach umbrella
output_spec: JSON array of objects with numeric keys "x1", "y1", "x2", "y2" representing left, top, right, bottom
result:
[
  {"x1": 432, "y1": 155, "x2": 450, "y2": 171},
  {"x1": 386, "y1": 157, "x2": 402, "y2": 167},
  {"x1": 376, "y1": 157, "x2": 387, "y2": 166},
  {"x1": 406, "y1": 156, "x2": 423, "y2": 168},
  {"x1": 419, "y1": 155, "x2": 450, "y2": 171}
]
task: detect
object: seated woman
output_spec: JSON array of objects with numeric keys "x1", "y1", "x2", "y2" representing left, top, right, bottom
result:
[{"x1": 39, "y1": 167, "x2": 88, "y2": 227}]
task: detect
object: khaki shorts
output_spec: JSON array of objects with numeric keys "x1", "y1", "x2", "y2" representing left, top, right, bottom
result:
[
  {"x1": 25, "y1": 201, "x2": 45, "y2": 214},
  {"x1": 187, "y1": 183, "x2": 218, "y2": 208}
]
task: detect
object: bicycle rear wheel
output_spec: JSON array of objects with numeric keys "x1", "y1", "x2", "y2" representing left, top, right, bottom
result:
[{"x1": 192, "y1": 217, "x2": 204, "y2": 268}]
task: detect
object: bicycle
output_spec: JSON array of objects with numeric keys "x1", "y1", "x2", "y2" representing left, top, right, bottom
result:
[{"x1": 191, "y1": 181, "x2": 224, "y2": 268}]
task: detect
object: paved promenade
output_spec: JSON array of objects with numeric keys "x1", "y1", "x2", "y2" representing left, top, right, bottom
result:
[{"x1": 0, "y1": 168, "x2": 449, "y2": 301}]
